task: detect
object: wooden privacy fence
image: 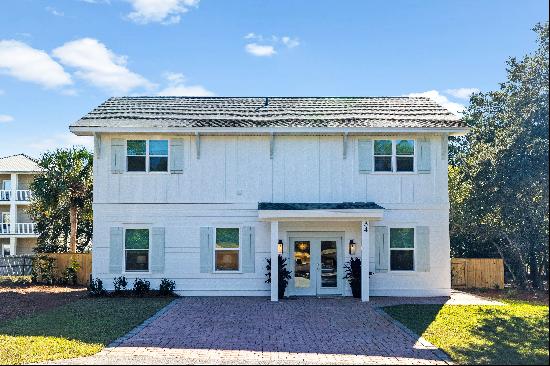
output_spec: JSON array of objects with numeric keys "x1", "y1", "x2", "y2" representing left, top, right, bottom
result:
[
  {"x1": 451, "y1": 258, "x2": 504, "y2": 289},
  {"x1": 47, "y1": 253, "x2": 92, "y2": 286}
]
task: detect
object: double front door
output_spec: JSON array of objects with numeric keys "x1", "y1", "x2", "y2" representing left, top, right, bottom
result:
[{"x1": 290, "y1": 235, "x2": 343, "y2": 296}]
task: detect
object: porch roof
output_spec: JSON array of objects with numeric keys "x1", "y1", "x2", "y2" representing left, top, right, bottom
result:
[{"x1": 258, "y1": 202, "x2": 384, "y2": 221}]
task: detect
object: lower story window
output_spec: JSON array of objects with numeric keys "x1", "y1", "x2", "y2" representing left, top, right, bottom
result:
[
  {"x1": 390, "y1": 228, "x2": 414, "y2": 271},
  {"x1": 125, "y1": 228, "x2": 149, "y2": 271},
  {"x1": 215, "y1": 227, "x2": 240, "y2": 271}
]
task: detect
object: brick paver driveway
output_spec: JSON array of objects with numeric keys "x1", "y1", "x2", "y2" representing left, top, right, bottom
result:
[{"x1": 56, "y1": 297, "x2": 451, "y2": 365}]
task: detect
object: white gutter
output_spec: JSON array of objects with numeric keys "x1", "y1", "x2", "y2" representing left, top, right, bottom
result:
[{"x1": 70, "y1": 126, "x2": 469, "y2": 136}]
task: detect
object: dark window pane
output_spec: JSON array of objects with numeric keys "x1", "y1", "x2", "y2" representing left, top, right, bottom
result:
[
  {"x1": 374, "y1": 140, "x2": 392, "y2": 155},
  {"x1": 149, "y1": 157, "x2": 168, "y2": 172},
  {"x1": 127, "y1": 140, "x2": 146, "y2": 155},
  {"x1": 127, "y1": 156, "x2": 146, "y2": 171},
  {"x1": 390, "y1": 250, "x2": 414, "y2": 271},
  {"x1": 126, "y1": 250, "x2": 149, "y2": 271},
  {"x1": 321, "y1": 241, "x2": 337, "y2": 287},
  {"x1": 216, "y1": 228, "x2": 239, "y2": 248},
  {"x1": 374, "y1": 156, "x2": 392, "y2": 171},
  {"x1": 149, "y1": 140, "x2": 168, "y2": 155},
  {"x1": 294, "y1": 241, "x2": 311, "y2": 288},
  {"x1": 215, "y1": 250, "x2": 239, "y2": 271},
  {"x1": 396, "y1": 157, "x2": 414, "y2": 172},
  {"x1": 396, "y1": 140, "x2": 414, "y2": 155},
  {"x1": 125, "y1": 229, "x2": 149, "y2": 250},
  {"x1": 390, "y1": 228, "x2": 414, "y2": 248}
]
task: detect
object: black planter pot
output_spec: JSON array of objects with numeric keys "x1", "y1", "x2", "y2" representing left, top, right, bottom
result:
[{"x1": 351, "y1": 282, "x2": 361, "y2": 298}]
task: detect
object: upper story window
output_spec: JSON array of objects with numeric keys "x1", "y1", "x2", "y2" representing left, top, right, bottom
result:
[
  {"x1": 374, "y1": 139, "x2": 415, "y2": 172},
  {"x1": 127, "y1": 140, "x2": 168, "y2": 172},
  {"x1": 214, "y1": 227, "x2": 240, "y2": 272}
]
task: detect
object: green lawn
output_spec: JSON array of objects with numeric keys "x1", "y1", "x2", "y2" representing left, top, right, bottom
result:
[
  {"x1": 0, "y1": 297, "x2": 172, "y2": 365},
  {"x1": 383, "y1": 300, "x2": 549, "y2": 365}
]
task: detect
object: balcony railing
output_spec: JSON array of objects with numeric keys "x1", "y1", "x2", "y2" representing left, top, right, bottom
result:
[
  {"x1": 0, "y1": 190, "x2": 10, "y2": 201},
  {"x1": 0, "y1": 190, "x2": 31, "y2": 201},
  {"x1": 0, "y1": 223, "x2": 37, "y2": 235},
  {"x1": 16, "y1": 190, "x2": 32, "y2": 201}
]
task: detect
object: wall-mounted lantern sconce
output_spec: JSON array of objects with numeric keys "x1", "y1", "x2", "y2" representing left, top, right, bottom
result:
[
  {"x1": 277, "y1": 240, "x2": 284, "y2": 254},
  {"x1": 349, "y1": 240, "x2": 356, "y2": 255}
]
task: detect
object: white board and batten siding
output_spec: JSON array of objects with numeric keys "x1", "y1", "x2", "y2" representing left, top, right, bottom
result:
[{"x1": 92, "y1": 133, "x2": 451, "y2": 297}]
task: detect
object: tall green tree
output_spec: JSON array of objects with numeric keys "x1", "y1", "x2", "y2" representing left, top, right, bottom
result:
[
  {"x1": 29, "y1": 147, "x2": 93, "y2": 253},
  {"x1": 450, "y1": 23, "x2": 549, "y2": 288}
]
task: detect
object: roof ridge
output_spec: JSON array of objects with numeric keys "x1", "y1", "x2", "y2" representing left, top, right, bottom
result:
[{"x1": 0, "y1": 153, "x2": 37, "y2": 162}]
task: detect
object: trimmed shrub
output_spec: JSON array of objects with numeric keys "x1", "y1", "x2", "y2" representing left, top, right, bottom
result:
[
  {"x1": 132, "y1": 278, "x2": 150, "y2": 297},
  {"x1": 159, "y1": 278, "x2": 176, "y2": 296}
]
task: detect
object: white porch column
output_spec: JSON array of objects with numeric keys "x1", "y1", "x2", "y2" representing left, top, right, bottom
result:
[
  {"x1": 361, "y1": 220, "x2": 370, "y2": 302},
  {"x1": 10, "y1": 237, "x2": 17, "y2": 256},
  {"x1": 270, "y1": 220, "x2": 279, "y2": 302},
  {"x1": 9, "y1": 173, "x2": 17, "y2": 234}
]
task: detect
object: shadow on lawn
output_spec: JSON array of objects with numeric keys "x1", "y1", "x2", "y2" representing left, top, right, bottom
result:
[{"x1": 450, "y1": 309, "x2": 550, "y2": 365}]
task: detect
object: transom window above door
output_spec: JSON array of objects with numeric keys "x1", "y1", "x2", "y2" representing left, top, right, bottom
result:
[
  {"x1": 127, "y1": 140, "x2": 168, "y2": 172},
  {"x1": 374, "y1": 140, "x2": 415, "y2": 172}
]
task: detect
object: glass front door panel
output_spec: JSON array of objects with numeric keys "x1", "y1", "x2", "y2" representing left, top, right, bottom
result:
[
  {"x1": 320, "y1": 241, "x2": 337, "y2": 288},
  {"x1": 294, "y1": 241, "x2": 311, "y2": 288}
]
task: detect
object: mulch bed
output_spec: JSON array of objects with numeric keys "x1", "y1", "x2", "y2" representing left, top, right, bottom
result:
[
  {"x1": 467, "y1": 288, "x2": 549, "y2": 304},
  {"x1": 0, "y1": 285, "x2": 87, "y2": 322}
]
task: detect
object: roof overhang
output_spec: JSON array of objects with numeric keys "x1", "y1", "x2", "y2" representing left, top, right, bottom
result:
[
  {"x1": 70, "y1": 126, "x2": 469, "y2": 137},
  {"x1": 258, "y1": 209, "x2": 384, "y2": 222}
]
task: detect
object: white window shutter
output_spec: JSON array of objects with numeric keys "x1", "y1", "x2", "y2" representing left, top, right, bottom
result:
[
  {"x1": 151, "y1": 227, "x2": 165, "y2": 273},
  {"x1": 109, "y1": 227, "x2": 123, "y2": 273},
  {"x1": 111, "y1": 138, "x2": 125, "y2": 174},
  {"x1": 417, "y1": 138, "x2": 432, "y2": 173},
  {"x1": 200, "y1": 227, "x2": 213, "y2": 273},
  {"x1": 358, "y1": 139, "x2": 373, "y2": 173},
  {"x1": 241, "y1": 226, "x2": 255, "y2": 273},
  {"x1": 416, "y1": 226, "x2": 430, "y2": 272},
  {"x1": 374, "y1": 226, "x2": 389, "y2": 272},
  {"x1": 170, "y1": 139, "x2": 184, "y2": 174}
]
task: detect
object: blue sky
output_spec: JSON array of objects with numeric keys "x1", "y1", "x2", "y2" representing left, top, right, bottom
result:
[{"x1": 0, "y1": 0, "x2": 548, "y2": 157}]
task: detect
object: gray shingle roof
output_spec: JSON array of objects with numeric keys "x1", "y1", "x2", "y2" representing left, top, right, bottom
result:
[
  {"x1": 71, "y1": 97, "x2": 465, "y2": 130},
  {"x1": 0, "y1": 154, "x2": 40, "y2": 173},
  {"x1": 258, "y1": 202, "x2": 384, "y2": 210}
]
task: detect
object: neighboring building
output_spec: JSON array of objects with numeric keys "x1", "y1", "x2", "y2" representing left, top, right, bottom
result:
[
  {"x1": 0, "y1": 154, "x2": 40, "y2": 256},
  {"x1": 70, "y1": 97, "x2": 468, "y2": 301}
]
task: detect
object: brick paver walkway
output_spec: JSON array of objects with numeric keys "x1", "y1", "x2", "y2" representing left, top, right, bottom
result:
[{"x1": 53, "y1": 297, "x2": 452, "y2": 365}]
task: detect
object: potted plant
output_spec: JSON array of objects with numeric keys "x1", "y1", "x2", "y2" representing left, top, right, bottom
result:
[
  {"x1": 343, "y1": 257, "x2": 361, "y2": 298},
  {"x1": 265, "y1": 255, "x2": 292, "y2": 299}
]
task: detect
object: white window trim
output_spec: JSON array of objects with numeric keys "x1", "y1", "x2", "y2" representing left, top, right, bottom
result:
[
  {"x1": 123, "y1": 227, "x2": 151, "y2": 274},
  {"x1": 372, "y1": 139, "x2": 416, "y2": 174},
  {"x1": 126, "y1": 139, "x2": 170, "y2": 174},
  {"x1": 1, "y1": 244, "x2": 10, "y2": 257},
  {"x1": 389, "y1": 226, "x2": 415, "y2": 272},
  {"x1": 213, "y1": 226, "x2": 242, "y2": 273}
]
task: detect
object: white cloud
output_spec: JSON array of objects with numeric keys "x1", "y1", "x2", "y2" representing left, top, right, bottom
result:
[
  {"x1": 157, "y1": 72, "x2": 214, "y2": 96},
  {"x1": 243, "y1": 33, "x2": 299, "y2": 56},
  {"x1": 126, "y1": 0, "x2": 199, "y2": 24},
  {"x1": 53, "y1": 38, "x2": 153, "y2": 94},
  {"x1": 46, "y1": 6, "x2": 64, "y2": 17},
  {"x1": 445, "y1": 88, "x2": 480, "y2": 99},
  {"x1": 245, "y1": 43, "x2": 276, "y2": 57},
  {"x1": 0, "y1": 114, "x2": 14, "y2": 123},
  {"x1": 281, "y1": 36, "x2": 300, "y2": 48},
  {"x1": 28, "y1": 133, "x2": 94, "y2": 154},
  {"x1": 405, "y1": 90, "x2": 466, "y2": 116},
  {"x1": 0, "y1": 40, "x2": 72, "y2": 88}
]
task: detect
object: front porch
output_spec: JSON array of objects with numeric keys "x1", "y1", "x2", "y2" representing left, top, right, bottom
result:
[{"x1": 258, "y1": 202, "x2": 384, "y2": 302}]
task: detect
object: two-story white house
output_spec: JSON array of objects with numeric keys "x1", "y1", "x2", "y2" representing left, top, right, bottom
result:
[
  {"x1": 0, "y1": 154, "x2": 40, "y2": 256},
  {"x1": 70, "y1": 97, "x2": 467, "y2": 301}
]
